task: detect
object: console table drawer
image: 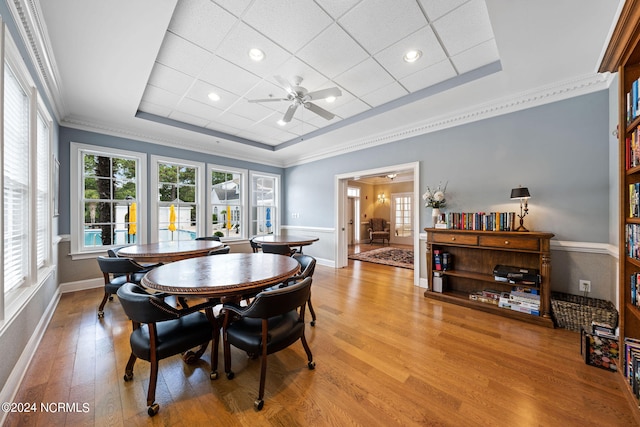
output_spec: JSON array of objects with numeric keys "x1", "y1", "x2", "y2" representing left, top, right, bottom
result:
[
  {"x1": 479, "y1": 236, "x2": 539, "y2": 251},
  {"x1": 433, "y1": 233, "x2": 478, "y2": 245}
]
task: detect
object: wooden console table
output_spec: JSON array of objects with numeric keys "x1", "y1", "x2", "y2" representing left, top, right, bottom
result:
[{"x1": 424, "y1": 228, "x2": 554, "y2": 328}]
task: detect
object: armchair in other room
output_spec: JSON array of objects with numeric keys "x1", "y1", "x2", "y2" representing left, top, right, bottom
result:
[{"x1": 368, "y1": 218, "x2": 390, "y2": 245}]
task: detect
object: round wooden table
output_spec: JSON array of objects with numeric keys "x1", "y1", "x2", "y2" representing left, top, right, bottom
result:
[
  {"x1": 252, "y1": 234, "x2": 319, "y2": 253},
  {"x1": 140, "y1": 253, "x2": 300, "y2": 298},
  {"x1": 116, "y1": 240, "x2": 223, "y2": 263}
]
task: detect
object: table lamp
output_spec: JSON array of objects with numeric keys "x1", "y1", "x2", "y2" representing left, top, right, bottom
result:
[{"x1": 510, "y1": 186, "x2": 531, "y2": 232}]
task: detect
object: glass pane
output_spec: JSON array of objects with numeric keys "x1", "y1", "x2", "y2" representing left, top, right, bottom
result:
[
  {"x1": 93, "y1": 156, "x2": 113, "y2": 178},
  {"x1": 159, "y1": 184, "x2": 177, "y2": 202},
  {"x1": 179, "y1": 166, "x2": 196, "y2": 185},
  {"x1": 115, "y1": 158, "x2": 136, "y2": 179},
  {"x1": 83, "y1": 154, "x2": 99, "y2": 176},
  {"x1": 83, "y1": 177, "x2": 99, "y2": 199},
  {"x1": 158, "y1": 163, "x2": 178, "y2": 183},
  {"x1": 94, "y1": 177, "x2": 113, "y2": 200},
  {"x1": 179, "y1": 185, "x2": 196, "y2": 203}
]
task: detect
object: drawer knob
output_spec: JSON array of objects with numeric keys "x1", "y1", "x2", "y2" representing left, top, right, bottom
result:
[
  {"x1": 504, "y1": 241, "x2": 510, "y2": 245},
  {"x1": 451, "y1": 237, "x2": 456, "y2": 241}
]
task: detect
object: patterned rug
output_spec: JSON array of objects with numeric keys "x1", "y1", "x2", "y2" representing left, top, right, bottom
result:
[{"x1": 348, "y1": 247, "x2": 414, "y2": 269}]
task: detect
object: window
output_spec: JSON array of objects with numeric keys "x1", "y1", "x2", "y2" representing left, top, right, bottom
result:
[
  {"x1": 70, "y1": 143, "x2": 147, "y2": 256},
  {"x1": 392, "y1": 193, "x2": 413, "y2": 238},
  {"x1": 151, "y1": 156, "x2": 204, "y2": 242},
  {"x1": 208, "y1": 165, "x2": 246, "y2": 240},
  {"x1": 250, "y1": 171, "x2": 279, "y2": 236},
  {"x1": 3, "y1": 63, "x2": 30, "y2": 294},
  {"x1": 1, "y1": 27, "x2": 53, "y2": 310},
  {"x1": 36, "y1": 110, "x2": 51, "y2": 269}
]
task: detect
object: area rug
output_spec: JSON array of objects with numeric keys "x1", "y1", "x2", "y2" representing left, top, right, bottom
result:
[{"x1": 348, "y1": 247, "x2": 414, "y2": 269}]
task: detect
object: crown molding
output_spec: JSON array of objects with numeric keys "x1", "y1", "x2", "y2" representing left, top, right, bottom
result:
[
  {"x1": 7, "y1": 0, "x2": 65, "y2": 120},
  {"x1": 283, "y1": 72, "x2": 613, "y2": 167}
]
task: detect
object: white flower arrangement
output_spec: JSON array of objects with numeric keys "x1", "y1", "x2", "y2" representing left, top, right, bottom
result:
[{"x1": 422, "y1": 182, "x2": 448, "y2": 209}]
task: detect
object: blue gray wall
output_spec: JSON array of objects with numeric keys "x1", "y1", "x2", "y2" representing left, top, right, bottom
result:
[{"x1": 286, "y1": 91, "x2": 610, "y2": 243}]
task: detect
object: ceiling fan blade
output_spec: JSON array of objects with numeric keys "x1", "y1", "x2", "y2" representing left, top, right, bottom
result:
[
  {"x1": 274, "y1": 75, "x2": 294, "y2": 95},
  {"x1": 304, "y1": 102, "x2": 335, "y2": 120},
  {"x1": 305, "y1": 87, "x2": 342, "y2": 101},
  {"x1": 248, "y1": 97, "x2": 288, "y2": 103},
  {"x1": 282, "y1": 103, "x2": 298, "y2": 123}
]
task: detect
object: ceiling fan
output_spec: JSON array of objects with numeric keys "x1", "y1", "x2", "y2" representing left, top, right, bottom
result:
[{"x1": 248, "y1": 76, "x2": 342, "y2": 123}]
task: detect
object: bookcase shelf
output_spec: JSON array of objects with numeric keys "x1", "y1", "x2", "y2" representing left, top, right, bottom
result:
[
  {"x1": 600, "y1": 0, "x2": 640, "y2": 421},
  {"x1": 424, "y1": 228, "x2": 554, "y2": 328}
]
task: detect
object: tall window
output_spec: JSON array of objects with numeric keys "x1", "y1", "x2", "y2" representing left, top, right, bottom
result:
[
  {"x1": 250, "y1": 172, "x2": 279, "y2": 236},
  {"x1": 393, "y1": 194, "x2": 413, "y2": 238},
  {"x1": 209, "y1": 165, "x2": 245, "y2": 240},
  {"x1": 71, "y1": 144, "x2": 146, "y2": 255},
  {"x1": 152, "y1": 157, "x2": 203, "y2": 242},
  {"x1": 3, "y1": 63, "x2": 30, "y2": 294},
  {"x1": 36, "y1": 111, "x2": 50, "y2": 268}
]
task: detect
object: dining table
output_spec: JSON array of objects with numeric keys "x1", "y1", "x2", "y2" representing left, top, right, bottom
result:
[
  {"x1": 140, "y1": 253, "x2": 300, "y2": 299},
  {"x1": 116, "y1": 239, "x2": 223, "y2": 263},
  {"x1": 252, "y1": 234, "x2": 319, "y2": 253}
]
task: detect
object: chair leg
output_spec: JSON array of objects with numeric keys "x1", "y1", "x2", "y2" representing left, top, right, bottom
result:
[
  {"x1": 300, "y1": 334, "x2": 315, "y2": 370},
  {"x1": 206, "y1": 307, "x2": 220, "y2": 380},
  {"x1": 123, "y1": 353, "x2": 136, "y2": 381},
  {"x1": 98, "y1": 291, "x2": 110, "y2": 318},
  {"x1": 146, "y1": 354, "x2": 160, "y2": 416},
  {"x1": 255, "y1": 321, "x2": 269, "y2": 411},
  {"x1": 223, "y1": 313, "x2": 234, "y2": 380},
  {"x1": 307, "y1": 295, "x2": 316, "y2": 327}
]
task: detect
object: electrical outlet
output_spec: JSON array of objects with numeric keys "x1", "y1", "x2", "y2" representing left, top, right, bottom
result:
[{"x1": 579, "y1": 280, "x2": 591, "y2": 292}]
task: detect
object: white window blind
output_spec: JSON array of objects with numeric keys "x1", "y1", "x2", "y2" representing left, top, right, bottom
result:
[
  {"x1": 3, "y1": 63, "x2": 30, "y2": 293},
  {"x1": 36, "y1": 112, "x2": 49, "y2": 267}
]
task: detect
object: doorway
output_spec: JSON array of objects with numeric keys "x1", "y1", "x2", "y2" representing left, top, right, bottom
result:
[{"x1": 334, "y1": 162, "x2": 420, "y2": 286}]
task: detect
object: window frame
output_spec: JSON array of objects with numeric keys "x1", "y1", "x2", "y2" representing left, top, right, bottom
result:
[
  {"x1": 207, "y1": 164, "x2": 247, "y2": 241},
  {"x1": 0, "y1": 23, "x2": 55, "y2": 322},
  {"x1": 70, "y1": 142, "x2": 147, "y2": 259},
  {"x1": 150, "y1": 155, "x2": 205, "y2": 242},
  {"x1": 249, "y1": 170, "x2": 280, "y2": 237}
]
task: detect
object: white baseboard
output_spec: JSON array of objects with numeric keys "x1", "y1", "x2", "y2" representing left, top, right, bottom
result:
[{"x1": 60, "y1": 278, "x2": 103, "y2": 294}]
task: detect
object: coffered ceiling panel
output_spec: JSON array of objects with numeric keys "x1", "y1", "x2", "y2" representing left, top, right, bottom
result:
[{"x1": 33, "y1": 0, "x2": 621, "y2": 166}]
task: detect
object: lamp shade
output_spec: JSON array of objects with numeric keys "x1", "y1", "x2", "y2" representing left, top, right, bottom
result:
[{"x1": 510, "y1": 187, "x2": 531, "y2": 199}]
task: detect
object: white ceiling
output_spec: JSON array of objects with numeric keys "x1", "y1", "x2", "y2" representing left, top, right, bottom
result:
[{"x1": 29, "y1": 0, "x2": 621, "y2": 167}]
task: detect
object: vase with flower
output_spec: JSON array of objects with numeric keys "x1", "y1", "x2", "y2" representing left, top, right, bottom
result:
[{"x1": 422, "y1": 182, "x2": 447, "y2": 227}]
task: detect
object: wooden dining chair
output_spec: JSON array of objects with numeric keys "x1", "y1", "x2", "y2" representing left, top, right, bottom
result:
[
  {"x1": 221, "y1": 277, "x2": 314, "y2": 411},
  {"x1": 249, "y1": 237, "x2": 261, "y2": 253},
  {"x1": 117, "y1": 283, "x2": 219, "y2": 416},
  {"x1": 207, "y1": 245, "x2": 231, "y2": 255}
]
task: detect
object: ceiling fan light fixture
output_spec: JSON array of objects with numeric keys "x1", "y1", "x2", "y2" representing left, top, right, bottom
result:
[
  {"x1": 325, "y1": 96, "x2": 336, "y2": 103},
  {"x1": 277, "y1": 119, "x2": 287, "y2": 126},
  {"x1": 208, "y1": 92, "x2": 221, "y2": 102},
  {"x1": 248, "y1": 48, "x2": 265, "y2": 62},
  {"x1": 403, "y1": 49, "x2": 422, "y2": 63}
]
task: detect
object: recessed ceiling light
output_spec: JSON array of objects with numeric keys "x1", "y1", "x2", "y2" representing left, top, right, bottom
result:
[
  {"x1": 208, "y1": 92, "x2": 221, "y2": 102},
  {"x1": 403, "y1": 49, "x2": 422, "y2": 63},
  {"x1": 325, "y1": 96, "x2": 336, "y2": 103},
  {"x1": 277, "y1": 119, "x2": 287, "y2": 126},
  {"x1": 249, "y1": 48, "x2": 265, "y2": 62}
]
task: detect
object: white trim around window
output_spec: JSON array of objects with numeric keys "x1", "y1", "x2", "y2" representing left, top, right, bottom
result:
[
  {"x1": 69, "y1": 142, "x2": 147, "y2": 259},
  {"x1": 150, "y1": 155, "x2": 205, "y2": 242}
]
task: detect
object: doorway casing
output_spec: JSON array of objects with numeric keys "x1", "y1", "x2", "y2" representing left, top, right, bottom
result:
[{"x1": 334, "y1": 161, "x2": 420, "y2": 286}]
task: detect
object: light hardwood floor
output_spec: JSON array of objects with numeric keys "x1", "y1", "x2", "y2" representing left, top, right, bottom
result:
[{"x1": 4, "y1": 260, "x2": 638, "y2": 426}]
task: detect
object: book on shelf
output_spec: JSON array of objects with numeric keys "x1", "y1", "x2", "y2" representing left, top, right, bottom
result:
[{"x1": 437, "y1": 211, "x2": 517, "y2": 231}]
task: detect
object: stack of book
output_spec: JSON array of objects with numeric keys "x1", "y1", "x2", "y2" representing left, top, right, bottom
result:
[
  {"x1": 498, "y1": 288, "x2": 540, "y2": 315},
  {"x1": 626, "y1": 77, "x2": 640, "y2": 125},
  {"x1": 626, "y1": 128, "x2": 640, "y2": 170},
  {"x1": 626, "y1": 224, "x2": 640, "y2": 260},
  {"x1": 469, "y1": 289, "x2": 501, "y2": 305},
  {"x1": 624, "y1": 337, "x2": 640, "y2": 395}
]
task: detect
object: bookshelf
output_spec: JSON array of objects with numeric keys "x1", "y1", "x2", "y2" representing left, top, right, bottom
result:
[
  {"x1": 424, "y1": 228, "x2": 554, "y2": 328},
  {"x1": 600, "y1": 0, "x2": 640, "y2": 420}
]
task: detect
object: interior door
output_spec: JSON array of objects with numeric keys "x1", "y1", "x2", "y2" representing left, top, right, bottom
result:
[
  {"x1": 348, "y1": 198, "x2": 355, "y2": 245},
  {"x1": 390, "y1": 193, "x2": 413, "y2": 245}
]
